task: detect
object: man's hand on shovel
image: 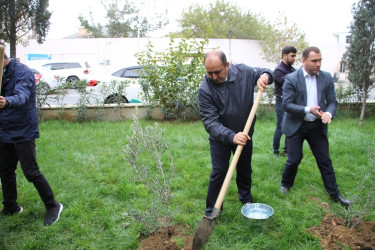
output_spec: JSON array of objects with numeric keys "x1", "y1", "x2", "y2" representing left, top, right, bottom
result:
[
  {"x1": 257, "y1": 73, "x2": 270, "y2": 92},
  {"x1": 233, "y1": 132, "x2": 251, "y2": 146}
]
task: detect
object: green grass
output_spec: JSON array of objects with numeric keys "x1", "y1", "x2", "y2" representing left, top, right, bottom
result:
[{"x1": 0, "y1": 112, "x2": 374, "y2": 249}]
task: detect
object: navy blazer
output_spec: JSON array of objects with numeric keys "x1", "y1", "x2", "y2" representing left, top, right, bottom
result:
[
  {"x1": 281, "y1": 68, "x2": 337, "y2": 137},
  {"x1": 0, "y1": 59, "x2": 39, "y2": 143}
]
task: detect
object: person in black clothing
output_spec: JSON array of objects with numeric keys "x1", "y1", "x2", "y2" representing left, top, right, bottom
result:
[
  {"x1": 0, "y1": 53, "x2": 63, "y2": 226},
  {"x1": 273, "y1": 46, "x2": 297, "y2": 157},
  {"x1": 198, "y1": 50, "x2": 273, "y2": 217}
]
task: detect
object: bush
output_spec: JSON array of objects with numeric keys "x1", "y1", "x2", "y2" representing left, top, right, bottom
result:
[
  {"x1": 137, "y1": 36, "x2": 208, "y2": 120},
  {"x1": 123, "y1": 116, "x2": 176, "y2": 234}
]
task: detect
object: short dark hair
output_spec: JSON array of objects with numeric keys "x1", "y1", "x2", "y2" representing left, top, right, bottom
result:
[
  {"x1": 281, "y1": 46, "x2": 297, "y2": 58},
  {"x1": 204, "y1": 50, "x2": 227, "y2": 66},
  {"x1": 302, "y1": 46, "x2": 320, "y2": 59}
]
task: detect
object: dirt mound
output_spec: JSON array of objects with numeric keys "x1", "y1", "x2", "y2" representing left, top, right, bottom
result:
[
  {"x1": 138, "y1": 226, "x2": 193, "y2": 250},
  {"x1": 307, "y1": 214, "x2": 375, "y2": 249}
]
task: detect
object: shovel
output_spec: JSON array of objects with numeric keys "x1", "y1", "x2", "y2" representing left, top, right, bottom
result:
[{"x1": 192, "y1": 89, "x2": 264, "y2": 250}]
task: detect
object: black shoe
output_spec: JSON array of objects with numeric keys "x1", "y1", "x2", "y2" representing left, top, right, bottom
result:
[
  {"x1": 282, "y1": 152, "x2": 288, "y2": 157},
  {"x1": 280, "y1": 186, "x2": 289, "y2": 194},
  {"x1": 241, "y1": 199, "x2": 253, "y2": 205},
  {"x1": 0, "y1": 206, "x2": 23, "y2": 216},
  {"x1": 44, "y1": 203, "x2": 63, "y2": 226},
  {"x1": 273, "y1": 152, "x2": 279, "y2": 157},
  {"x1": 331, "y1": 194, "x2": 351, "y2": 208}
]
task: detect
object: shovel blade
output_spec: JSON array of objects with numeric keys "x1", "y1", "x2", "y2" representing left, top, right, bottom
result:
[{"x1": 192, "y1": 216, "x2": 216, "y2": 250}]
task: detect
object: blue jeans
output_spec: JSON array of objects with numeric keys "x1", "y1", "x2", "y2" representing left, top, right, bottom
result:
[{"x1": 273, "y1": 100, "x2": 287, "y2": 154}]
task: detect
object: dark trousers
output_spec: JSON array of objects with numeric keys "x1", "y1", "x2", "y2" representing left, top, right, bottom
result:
[
  {"x1": 281, "y1": 120, "x2": 339, "y2": 196},
  {"x1": 0, "y1": 140, "x2": 56, "y2": 211},
  {"x1": 206, "y1": 139, "x2": 253, "y2": 216},
  {"x1": 273, "y1": 100, "x2": 287, "y2": 154}
]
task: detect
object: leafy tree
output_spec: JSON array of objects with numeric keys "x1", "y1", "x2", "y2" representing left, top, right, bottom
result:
[
  {"x1": 78, "y1": 12, "x2": 104, "y2": 38},
  {"x1": 0, "y1": 0, "x2": 51, "y2": 58},
  {"x1": 343, "y1": 0, "x2": 375, "y2": 126},
  {"x1": 137, "y1": 34, "x2": 208, "y2": 120},
  {"x1": 172, "y1": 0, "x2": 271, "y2": 39},
  {"x1": 79, "y1": 0, "x2": 168, "y2": 38},
  {"x1": 260, "y1": 12, "x2": 309, "y2": 65}
]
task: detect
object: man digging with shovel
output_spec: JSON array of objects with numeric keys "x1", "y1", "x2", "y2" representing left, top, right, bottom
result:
[{"x1": 194, "y1": 50, "x2": 273, "y2": 248}]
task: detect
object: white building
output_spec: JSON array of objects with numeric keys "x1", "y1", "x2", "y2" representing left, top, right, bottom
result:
[{"x1": 14, "y1": 34, "x2": 350, "y2": 81}]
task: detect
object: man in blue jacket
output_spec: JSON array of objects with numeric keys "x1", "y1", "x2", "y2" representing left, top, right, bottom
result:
[
  {"x1": 0, "y1": 53, "x2": 63, "y2": 225},
  {"x1": 198, "y1": 50, "x2": 273, "y2": 217}
]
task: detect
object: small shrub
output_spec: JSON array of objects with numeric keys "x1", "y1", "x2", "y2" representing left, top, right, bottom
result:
[
  {"x1": 344, "y1": 141, "x2": 375, "y2": 229},
  {"x1": 36, "y1": 80, "x2": 53, "y2": 120},
  {"x1": 74, "y1": 81, "x2": 94, "y2": 122},
  {"x1": 123, "y1": 116, "x2": 176, "y2": 235}
]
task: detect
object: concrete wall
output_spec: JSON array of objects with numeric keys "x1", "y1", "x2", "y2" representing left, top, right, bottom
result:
[
  {"x1": 40, "y1": 103, "x2": 165, "y2": 121},
  {"x1": 15, "y1": 37, "x2": 348, "y2": 79}
]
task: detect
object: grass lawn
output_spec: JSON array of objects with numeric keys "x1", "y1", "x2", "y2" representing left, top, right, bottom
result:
[{"x1": 0, "y1": 111, "x2": 374, "y2": 249}]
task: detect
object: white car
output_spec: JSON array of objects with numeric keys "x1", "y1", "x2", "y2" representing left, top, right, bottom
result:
[
  {"x1": 29, "y1": 66, "x2": 61, "y2": 90},
  {"x1": 26, "y1": 60, "x2": 92, "y2": 85},
  {"x1": 87, "y1": 65, "x2": 144, "y2": 104}
]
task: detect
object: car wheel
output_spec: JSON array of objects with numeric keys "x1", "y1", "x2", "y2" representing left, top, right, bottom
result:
[
  {"x1": 36, "y1": 82, "x2": 51, "y2": 95},
  {"x1": 105, "y1": 95, "x2": 128, "y2": 104},
  {"x1": 66, "y1": 76, "x2": 80, "y2": 87}
]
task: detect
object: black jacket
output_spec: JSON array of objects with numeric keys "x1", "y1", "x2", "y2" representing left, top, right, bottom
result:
[
  {"x1": 198, "y1": 64, "x2": 273, "y2": 145},
  {"x1": 274, "y1": 61, "x2": 295, "y2": 102}
]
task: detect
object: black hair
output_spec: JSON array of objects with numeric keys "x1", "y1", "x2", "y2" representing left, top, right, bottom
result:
[
  {"x1": 302, "y1": 46, "x2": 320, "y2": 59},
  {"x1": 204, "y1": 50, "x2": 227, "y2": 66},
  {"x1": 281, "y1": 46, "x2": 297, "y2": 58}
]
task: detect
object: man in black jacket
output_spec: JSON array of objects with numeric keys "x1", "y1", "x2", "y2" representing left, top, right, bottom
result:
[
  {"x1": 198, "y1": 50, "x2": 273, "y2": 217},
  {"x1": 273, "y1": 46, "x2": 297, "y2": 157},
  {"x1": 0, "y1": 53, "x2": 63, "y2": 225}
]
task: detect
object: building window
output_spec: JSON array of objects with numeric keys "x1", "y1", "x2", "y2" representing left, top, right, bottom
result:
[
  {"x1": 346, "y1": 36, "x2": 351, "y2": 44},
  {"x1": 340, "y1": 61, "x2": 346, "y2": 73}
]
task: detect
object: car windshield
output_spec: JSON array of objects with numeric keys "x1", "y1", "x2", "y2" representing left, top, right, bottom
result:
[{"x1": 111, "y1": 66, "x2": 146, "y2": 78}]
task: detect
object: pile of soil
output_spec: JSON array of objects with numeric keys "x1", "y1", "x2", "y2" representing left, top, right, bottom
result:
[
  {"x1": 307, "y1": 214, "x2": 375, "y2": 249},
  {"x1": 138, "y1": 226, "x2": 193, "y2": 250}
]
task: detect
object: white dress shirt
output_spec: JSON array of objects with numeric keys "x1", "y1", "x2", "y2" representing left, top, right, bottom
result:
[{"x1": 303, "y1": 68, "x2": 319, "y2": 121}]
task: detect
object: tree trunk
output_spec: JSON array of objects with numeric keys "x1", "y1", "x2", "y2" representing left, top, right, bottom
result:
[
  {"x1": 359, "y1": 84, "x2": 368, "y2": 126},
  {"x1": 9, "y1": 0, "x2": 17, "y2": 58}
]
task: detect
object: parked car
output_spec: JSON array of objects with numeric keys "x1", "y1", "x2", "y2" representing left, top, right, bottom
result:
[
  {"x1": 87, "y1": 65, "x2": 144, "y2": 104},
  {"x1": 26, "y1": 60, "x2": 92, "y2": 85},
  {"x1": 29, "y1": 66, "x2": 61, "y2": 90}
]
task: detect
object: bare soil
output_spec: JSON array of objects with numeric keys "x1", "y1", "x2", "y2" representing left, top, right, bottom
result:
[
  {"x1": 138, "y1": 225, "x2": 193, "y2": 250},
  {"x1": 307, "y1": 206, "x2": 375, "y2": 249},
  {"x1": 139, "y1": 203, "x2": 375, "y2": 249}
]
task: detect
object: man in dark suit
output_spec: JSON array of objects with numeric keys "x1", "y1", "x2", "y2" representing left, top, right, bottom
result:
[{"x1": 280, "y1": 46, "x2": 351, "y2": 207}]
